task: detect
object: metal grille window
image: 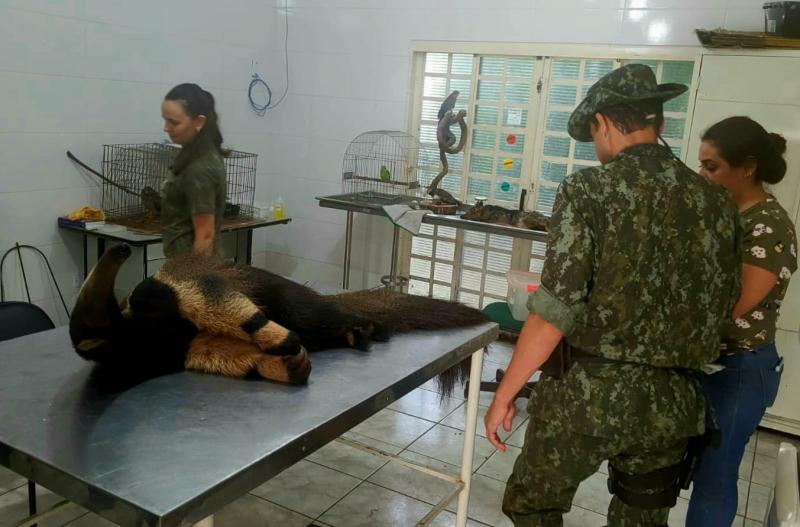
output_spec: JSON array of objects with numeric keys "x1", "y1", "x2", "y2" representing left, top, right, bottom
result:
[
  {"x1": 406, "y1": 47, "x2": 698, "y2": 306},
  {"x1": 417, "y1": 53, "x2": 474, "y2": 198},
  {"x1": 407, "y1": 223, "x2": 459, "y2": 301},
  {"x1": 457, "y1": 232, "x2": 514, "y2": 308},
  {"x1": 532, "y1": 58, "x2": 615, "y2": 214},
  {"x1": 468, "y1": 56, "x2": 538, "y2": 208},
  {"x1": 528, "y1": 58, "x2": 697, "y2": 268}
]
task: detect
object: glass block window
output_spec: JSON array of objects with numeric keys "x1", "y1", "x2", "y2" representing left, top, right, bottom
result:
[
  {"x1": 407, "y1": 223, "x2": 459, "y2": 301},
  {"x1": 457, "y1": 231, "x2": 515, "y2": 309},
  {"x1": 411, "y1": 53, "x2": 537, "y2": 302},
  {"x1": 533, "y1": 58, "x2": 614, "y2": 214},
  {"x1": 416, "y1": 53, "x2": 474, "y2": 198},
  {"x1": 468, "y1": 56, "x2": 538, "y2": 209},
  {"x1": 621, "y1": 59, "x2": 695, "y2": 159},
  {"x1": 408, "y1": 50, "x2": 697, "y2": 302}
]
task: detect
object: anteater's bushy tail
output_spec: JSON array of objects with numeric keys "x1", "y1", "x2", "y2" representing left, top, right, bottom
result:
[{"x1": 328, "y1": 289, "x2": 488, "y2": 397}]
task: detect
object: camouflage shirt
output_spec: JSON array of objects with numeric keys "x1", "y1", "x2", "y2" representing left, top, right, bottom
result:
[
  {"x1": 723, "y1": 195, "x2": 797, "y2": 351},
  {"x1": 528, "y1": 143, "x2": 741, "y2": 370},
  {"x1": 161, "y1": 149, "x2": 226, "y2": 258}
]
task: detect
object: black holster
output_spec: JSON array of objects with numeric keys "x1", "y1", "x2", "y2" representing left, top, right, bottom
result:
[
  {"x1": 539, "y1": 339, "x2": 574, "y2": 379},
  {"x1": 678, "y1": 392, "x2": 721, "y2": 489}
]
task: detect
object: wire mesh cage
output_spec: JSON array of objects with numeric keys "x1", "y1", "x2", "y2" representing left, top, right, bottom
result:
[
  {"x1": 100, "y1": 143, "x2": 257, "y2": 230},
  {"x1": 342, "y1": 131, "x2": 421, "y2": 203}
]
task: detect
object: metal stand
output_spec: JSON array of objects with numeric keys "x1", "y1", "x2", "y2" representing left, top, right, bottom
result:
[
  {"x1": 380, "y1": 225, "x2": 409, "y2": 291},
  {"x1": 335, "y1": 346, "x2": 485, "y2": 527},
  {"x1": 342, "y1": 211, "x2": 353, "y2": 289},
  {"x1": 340, "y1": 218, "x2": 407, "y2": 292}
]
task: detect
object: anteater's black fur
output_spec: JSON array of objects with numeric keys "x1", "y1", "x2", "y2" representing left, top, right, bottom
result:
[{"x1": 70, "y1": 245, "x2": 487, "y2": 393}]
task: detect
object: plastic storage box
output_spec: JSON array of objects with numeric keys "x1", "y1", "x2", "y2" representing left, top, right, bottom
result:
[
  {"x1": 764, "y1": 2, "x2": 800, "y2": 38},
  {"x1": 506, "y1": 270, "x2": 542, "y2": 321}
]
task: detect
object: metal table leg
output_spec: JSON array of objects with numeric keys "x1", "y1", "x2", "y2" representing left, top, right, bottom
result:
[
  {"x1": 389, "y1": 225, "x2": 399, "y2": 280},
  {"x1": 246, "y1": 229, "x2": 253, "y2": 265},
  {"x1": 27, "y1": 480, "x2": 36, "y2": 527},
  {"x1": 456, "y1": 347, "x2": 486, "y2": 527},
  {"x1": 342, "y1": 211, "x2": 353, "y2": 290},
  {"x1": 96, "y1": 237, "x2": 106, "y2": 263},
  {"x1": 82, "y1": 233, "x2": 88, "y2": 280}
]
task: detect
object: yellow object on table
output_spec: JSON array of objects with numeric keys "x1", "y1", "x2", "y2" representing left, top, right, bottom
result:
[{"x1": 66, "y1": 205, "x2": 106, "y2": 222}]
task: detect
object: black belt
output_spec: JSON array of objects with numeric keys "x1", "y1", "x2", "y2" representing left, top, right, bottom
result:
[{"x1": 541, "y1": 341, "x2": 697, "y2": 379}]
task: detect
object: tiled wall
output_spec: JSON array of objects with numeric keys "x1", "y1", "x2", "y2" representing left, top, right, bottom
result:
[{"x1": 0, "y1": 0, "x2": 767, "y2": 325}]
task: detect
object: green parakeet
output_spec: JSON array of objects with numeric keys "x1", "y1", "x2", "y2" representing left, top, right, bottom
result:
[{"x1": 380, "y1": 165, "x2": 391, "y2": 182}]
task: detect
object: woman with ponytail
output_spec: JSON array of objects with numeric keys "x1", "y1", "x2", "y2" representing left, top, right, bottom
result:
[
  {"x1": 160, "y1": 83, "x2": 226, "y2": 257},
  {"x1": 687, "y1": 116, "x2": 796, "y2": 526}
]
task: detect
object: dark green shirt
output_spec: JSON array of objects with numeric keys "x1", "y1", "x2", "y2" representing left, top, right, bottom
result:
[
  {"x1": 723, "y1": 195, "x2": 797, "y2": 351},
  {"x1": 529, "y1": 143, "x2": 741, "y2": 370},
  {"x1": 160, "y1": 149, "x2": 226, "y2": 258}
]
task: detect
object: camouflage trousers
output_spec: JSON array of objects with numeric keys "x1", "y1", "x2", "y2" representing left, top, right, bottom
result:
[{"x1": 502, "y1": 364, "x2": 705, "y2": 527}]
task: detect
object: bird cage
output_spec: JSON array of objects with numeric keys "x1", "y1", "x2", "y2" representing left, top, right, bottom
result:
[
  {"x1": 100, "y1": 143, "x2": 257, "y2": 231},
  {"x1": 341, "y1": 131, "x2": 420, "y2": 203}
]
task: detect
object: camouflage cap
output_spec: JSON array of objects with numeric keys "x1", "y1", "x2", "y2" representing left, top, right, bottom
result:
[{"x1": 567, "y1": 64, "x2": 688, "y2": 142}]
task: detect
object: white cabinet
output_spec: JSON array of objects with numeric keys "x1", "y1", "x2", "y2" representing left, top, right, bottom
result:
[{"x1": 688, "y1": 51, "x2": 800, "y2": 435}]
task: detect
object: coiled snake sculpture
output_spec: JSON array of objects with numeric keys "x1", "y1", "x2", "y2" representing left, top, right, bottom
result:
[{"x1": 427, "y1": 90, "x2": 467, "y2": 206}]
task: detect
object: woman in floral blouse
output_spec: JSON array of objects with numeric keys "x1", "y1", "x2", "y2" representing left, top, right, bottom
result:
[{"x1": 687, "y1": 116, "x2": 796, "y2": 526}]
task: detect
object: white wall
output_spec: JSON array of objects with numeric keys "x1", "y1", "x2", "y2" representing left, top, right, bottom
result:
[
  {"x1": 0, "y1": 0, "x2": 279, "y2": 324},
  {"x1": 0, "y1": 0, "x2": 767, "y2": 325}
]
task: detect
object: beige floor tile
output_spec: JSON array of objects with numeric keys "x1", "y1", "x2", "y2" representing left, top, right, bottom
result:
[
  {"x1": 214, "y1": 494, "x2": 314, "y2": 527},
  {"x1": 250, "y1": 459, "x2": 360, "y2": 518},
  {"x1": 668, "y1": 497, "x2": 689, "y2": 527},
  {"x1": 0, "y1": 466, "x2": 25, "y2": 495},
  {"x1": 564, "y1": 505, "x2": 606, "y2": 527},
  {"x1": 680, "y1": 484, "x2": 692, "y2": 501},
  {"x1": 505, "y1": 419, "x2": 529, "y2": 449},
  {"x1": 367, "y1": 450, "x2": 461, "y2": 507},
  {"x1": 740, "y1": 449, "x2": 755, "y2": 480},
  {"x1": 348, "y1": 408, "x2": 435, "y2": 448},
  {"x1": 0, "y1": 485, "x2": 85, "y2": 527},
  {"x1": 476, "y1": 446, "x2": 521, "y2": 483},
  {"x1": 305, "y1": 438, "x2": 390, "y2": 479},
  {"x1": 318, "y1": 481, "x2": 435, "y2": 527},
  {"x1": 573, "y1": 471, "x2": 611, "y2": 516},
  {"x1": 407, "y1": 424, "x2": 496, "y2": 468},
  {"x1": 751, "y1": 454, "x2": 777, "y2": 487},
  {"x1": 440, "y1": 403, "x2": 526, "y2": 440},
  {"x1": 755, "y1": 430, "x2": 783, "y2": 459},
  {"x1": 444, "y1": 474, "x2": 513, "y2": 527},
  {"x1": 389, "y1": 387, "x2": 464, "y2": 422},
  {"x1": 745, "y1": 482, "x2": 772, "y2": 523},
  {"x1": 745, "y1": 433, "x2": 756, "y2": 453},
  {"x1": 63, "y1": 513, "x2": 118, "y2": 526},
  {"x1": 339, "y1": 430, "x2": 404, "y2": 456},
  {"x1": 738, "y1": 478, "x2": 750, "y2": 517}
]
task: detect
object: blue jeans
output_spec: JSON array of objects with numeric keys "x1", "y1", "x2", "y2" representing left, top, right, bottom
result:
[{"x1": 686, "y1": 343, "x2": 784, "y2": 527}]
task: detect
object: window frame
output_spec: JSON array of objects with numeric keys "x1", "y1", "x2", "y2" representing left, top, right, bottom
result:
[{"x1": 401, "y1": 42, "x2": 703, "y2": 305}]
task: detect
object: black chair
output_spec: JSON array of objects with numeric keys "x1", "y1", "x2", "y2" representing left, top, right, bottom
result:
[{"x1": 0, "y1": 301, "x2": 56, "y2": 525}]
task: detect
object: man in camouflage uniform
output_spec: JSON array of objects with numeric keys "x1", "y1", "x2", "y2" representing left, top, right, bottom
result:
[{"x1": 483, "y1": 64, "x2": 741, "y2": 526}]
